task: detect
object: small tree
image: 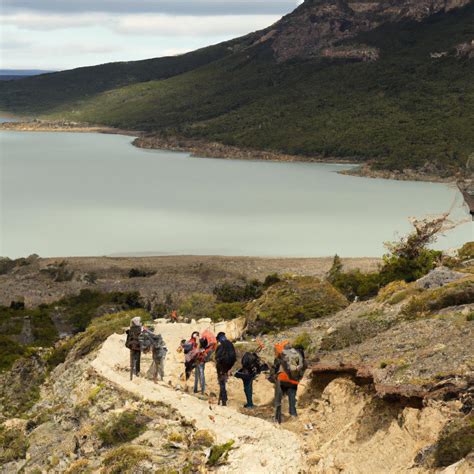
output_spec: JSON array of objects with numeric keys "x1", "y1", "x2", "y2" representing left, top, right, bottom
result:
[{"x1": 327, "y1": 254, "x2": 343, "y2": 284}]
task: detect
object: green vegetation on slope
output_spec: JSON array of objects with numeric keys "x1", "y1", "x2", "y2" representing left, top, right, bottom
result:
[
  {"x1": 0, "y1": 289, "x2": 143, "y2": 371},
  {"x1": 1, "y1": 6, "x2": 473, "y2": 173}
]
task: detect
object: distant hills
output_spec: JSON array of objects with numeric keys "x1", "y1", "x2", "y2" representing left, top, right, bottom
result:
[
  {"x1": 0, "y1": 69, "x2": 55, "y2": 81},
  {"x1": 1, "y1": 0, "x2": 473, "y2": 176}
]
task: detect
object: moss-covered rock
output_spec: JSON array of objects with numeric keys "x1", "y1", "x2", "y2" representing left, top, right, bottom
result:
[
  {"x1": 433, "y1": 415, "x2": 474, "y2": 467},
  {"x1": 402, "y1": 278, "x2": 474, "y2": 318},
  {"x1": 246, "y1": 276, "x2": 348, "y2": 334}
]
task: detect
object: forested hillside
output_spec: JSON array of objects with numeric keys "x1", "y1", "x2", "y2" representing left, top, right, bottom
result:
[{"x1": 1, "y1": 2, "x2": 473, "y2": 174}]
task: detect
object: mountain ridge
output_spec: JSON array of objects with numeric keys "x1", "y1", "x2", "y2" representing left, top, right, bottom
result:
[{"x1": 1, "y1": 0, "x2": 473, "y2": 175}]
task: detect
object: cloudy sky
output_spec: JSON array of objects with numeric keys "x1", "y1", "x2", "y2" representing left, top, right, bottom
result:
[{"x1": 1, "y1": 1, "x2": 302, "y2": 71}]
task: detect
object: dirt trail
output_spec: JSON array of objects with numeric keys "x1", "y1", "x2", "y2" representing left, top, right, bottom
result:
[{"x1": 91, "y1": 320, "x2": 305, "y2": 473}]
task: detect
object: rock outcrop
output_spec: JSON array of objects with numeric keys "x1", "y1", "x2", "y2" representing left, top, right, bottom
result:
[{"x1": 253, "y1": 0, "x2": 472, "y2": 62}]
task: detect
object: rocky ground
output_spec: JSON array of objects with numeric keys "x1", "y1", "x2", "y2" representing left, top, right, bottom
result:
[
  {"x1": 0, "y1": 259, "x2": 472, "y2": 472},
  {"x1": 0, "y1": 255, "x2": 380, "y2": 308}
]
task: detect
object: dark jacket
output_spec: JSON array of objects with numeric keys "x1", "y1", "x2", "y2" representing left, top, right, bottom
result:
[{"x1": 215, "y1": 339, "x2": 237, "y2": 374}]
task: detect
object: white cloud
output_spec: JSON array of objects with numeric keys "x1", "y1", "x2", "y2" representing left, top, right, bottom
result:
[
  {"x1": 0, "y1": 12, "x2": 278, "y2": 36},
  {"x1": 114, "y1": 14, "x2": 278, "y2": 36}
]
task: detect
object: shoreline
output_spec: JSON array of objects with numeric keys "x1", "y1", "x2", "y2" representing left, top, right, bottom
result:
[{"x1": 0, "y1": 119, "x2": 461, "y2": 185}]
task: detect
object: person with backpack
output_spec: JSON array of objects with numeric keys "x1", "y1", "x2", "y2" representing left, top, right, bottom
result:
[
  {"x1": 270, "y1": 341, "x2": 307, "y2": 423},
  {"x1": 234, "y1": 341, "x2": 269, "y2": 409},
  {"x1": 194, "y1": 329, "x2": 217, "y2": 395},
  {"x1": 140, "y1": 328, "x2": 168, "y2": 383},
  {"x1": 215, "y1": 332, "x2": 237, "y2": 406},
  {"x1": 179, "y1": 331, "x2": 200, "y2": 384},
  {"x1": 125, "y1": 316, "x2": 143, "y2": 380}
]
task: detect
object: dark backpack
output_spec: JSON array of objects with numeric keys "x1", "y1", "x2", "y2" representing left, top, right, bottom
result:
[
  {"x1": 216, "y1": 340, "x2": 237, "y2": 372},
  {"x1": 125, "y1": 326, "x2": 141, "y2": 351},
  {"x1": 242, "y1": 352, "x2": 260, "y2": 371}
]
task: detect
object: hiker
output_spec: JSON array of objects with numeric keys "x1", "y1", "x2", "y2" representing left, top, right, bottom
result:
[
  {"x1": 194, "y1": 329, "x2": 217, "y2": 395},
  {"x1": 179, "y1": 331, "x2": 200, "y2": 384},
  {"x1": 140, "y1": 327, "x2": 168, "y2": 383},
  {"x1": 215, "y1": 332, "x2": 237, "y2": 406},
  {"x1": 270, "y1": 341, "x2": 307, "y2": 423},
  {"x1": 125, "y1": 316, "x2": 143, "y2": 379},
  {"x1": 170, "y1": 310, "x2": 178, "y2": 323},
  {"x1": 235, "y1": 345, "x2": 269, "y2": 409}
]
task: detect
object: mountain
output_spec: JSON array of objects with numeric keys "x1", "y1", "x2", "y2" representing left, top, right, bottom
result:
[
  {"x1": 0, "y1": 69, "x2": 55, "y2": 81},
  {"x1": 1, "y1": 0, "x2": 473, "y2": 175}
]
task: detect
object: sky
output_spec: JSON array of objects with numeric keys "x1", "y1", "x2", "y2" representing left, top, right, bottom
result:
[{"x1": 1, "y1": 1, "x2": 303, "y2": 71}]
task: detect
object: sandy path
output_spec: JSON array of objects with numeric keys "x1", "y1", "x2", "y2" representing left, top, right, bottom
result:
[{"x1": 91, "y1": 321, "x2": 305, "y2": 473}]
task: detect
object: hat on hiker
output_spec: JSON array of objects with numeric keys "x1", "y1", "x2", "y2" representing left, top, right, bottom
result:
[
  {"x1": 131, "y1": 316, "x2": 142, "y2": 327},
  {"x1": 216, "y1": 332, "x2": 226, "y2": 342},
  {"x1": 274, "y1": 340, "x2": 289, "y2": 356}
]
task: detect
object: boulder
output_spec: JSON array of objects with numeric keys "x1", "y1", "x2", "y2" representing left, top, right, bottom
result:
[{"x1": 415, "y1": 267, "x2": 466, "y2": 290}]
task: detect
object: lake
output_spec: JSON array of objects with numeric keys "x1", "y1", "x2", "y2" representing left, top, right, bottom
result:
[{"x1": 0, "y1": 131, "x2": 471, "y2": 258}]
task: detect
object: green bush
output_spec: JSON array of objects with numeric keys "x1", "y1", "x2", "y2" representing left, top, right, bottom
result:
[
  {"x1": 0, "y1": 425, "x2": 29, "y2": 463},
  {"x1": 102, "y1": 446, "x2": 152, "y2": 474},
  {"x1": 458, "y1": 242, "x2": 474, "y2": 261},
  {"x1": 128, "y1": 268, "x2": 156, "y2": 278},
  {"x1": 207, "y1": 440, "x2": 234, "y2": 467},
  {"x1": 179, "y1": 293, "x2": 216, "y2": 320},
  {"x1": 98, "y1": 411, "x2": 148, "y2": 447},
  {"x1": 213, "y1": 274, "x2": 281, "y2": 303},
  {"x1": 211, "y1": 302, "x2": 245, "y2": 322},
  {"x1": 0, "y1": 336, "x2": 27, "y2": 372},
  {"x1": 247, "y1": 277, "x2": 348, "y2": 334},
  {"x1": 292, "y1": 332, "x2": 312, "y2": 351}
]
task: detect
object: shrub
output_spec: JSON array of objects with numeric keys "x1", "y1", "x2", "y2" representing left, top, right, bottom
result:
[
  {"x1": 211, "y1": 302, "x2": 245, "y2": 322},
  {"x1": 207, "y1": 440, "x2": 234, "y2": 467},
  {"x1": 213, "y1": 274, "x2": 281, "y2": 303},
  {"x1": 102, "y1": 446, "x2": 151, "y2": 474},
  {"x1": 327, "y1": 216, "x2": 450, "y2": 300},
  {"x1": 0, "y1": 258, "x2": 16, "y2": 275},
  {"x1": 0, "y1": 425, "x2": 29, "y2": 463},
  {"x1": 98, "y1": 411, "x2": 148, "y2": 447},
  {"x1": 433, "y1": 415, "x2": 474, "y2": 467},
  {"x1": 292, "y1": 332, "x2": 312, "y2": 351},
  {"x1": 40, "y1": 260, "x2": 75, "y2": 282},
  {"x1": 84, "y1": 272, "x2": 98, "y2": 284},
  {"x1": 247, "y1": 277, "x2": 348, "y2": 334},
  {"x1": 329, "y1": 269, "x2": 381, "y2": 301},
  {"x1": 179, "y1": 293, "x2": 216, "y2": 320},
  {"x1": 70, "y1": 309, "x2": 151, "y2": 361},
  {"x1": 192, "y1": 430, "x2": 215, "y2": 447},
  {"x1": 376, "y1": 280, "x2": 409, "y2": 302},
  {"x1": 458, "y1": 241, "x2": 474, "y2": 261},
  {"x1": 128, "y1": 268, "x2": 156, "y2": 278}
]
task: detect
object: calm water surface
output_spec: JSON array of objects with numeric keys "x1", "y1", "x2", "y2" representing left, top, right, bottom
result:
[{"x1": 0, "y1": 131, "x2": 472, "y2": 258}]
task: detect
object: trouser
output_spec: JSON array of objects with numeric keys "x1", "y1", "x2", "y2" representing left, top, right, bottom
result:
[
  {"x1": 274, "y1": 381, "x2": 298, "y2": 423},
  {"x1": 194, "y1": 363, "x2": 205, "y2": 394},
  {"x1": 130, "y1": 350, "x2": 141, "y2": 377},
  {"x1": 217, "y1": 371, "x2": 228, "y2": 405},
  {"x1": 243, "y1": 378, "x2": 254, "y2": 407},
  {"x1": 149, "y1": 357, "x2": 165, "y2": 381}
]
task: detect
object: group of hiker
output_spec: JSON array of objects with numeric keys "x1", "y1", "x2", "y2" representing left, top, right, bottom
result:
[{"x1": 125, "y1": 316, "x2": 307, "y2": 423}]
